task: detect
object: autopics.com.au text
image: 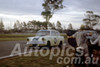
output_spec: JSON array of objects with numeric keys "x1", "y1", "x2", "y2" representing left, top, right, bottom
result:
[{"x1": 10, "y1": 43, "x2": 99, "y2": 65}]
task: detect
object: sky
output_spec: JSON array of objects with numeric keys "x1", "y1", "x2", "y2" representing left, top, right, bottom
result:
[{"x1": 0, "y1": 0, "x2": 100, "y2": 29}]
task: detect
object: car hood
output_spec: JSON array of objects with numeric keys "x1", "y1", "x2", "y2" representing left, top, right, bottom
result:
[
  {"x1": 34, "y1": 36, "x2": 43, "y2": 38},
  {"x1": 33, "y1": 36, "x2": 44, "y2": 41}
]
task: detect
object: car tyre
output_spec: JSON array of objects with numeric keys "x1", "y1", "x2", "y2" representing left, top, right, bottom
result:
[
  {"x1": 47, "y1": 41, "x2": 51, "y2": 49},
  {"x1": 58, "y1": 41, "x2": 63, "y2": 48}
]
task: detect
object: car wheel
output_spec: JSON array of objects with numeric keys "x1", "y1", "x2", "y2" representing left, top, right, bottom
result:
[
  {"x1": 47, "y1": 41, "x2": 51, "y2": 49},
  {"x1": 58, "y1": 41, "x2": 63, "y2": 48}
]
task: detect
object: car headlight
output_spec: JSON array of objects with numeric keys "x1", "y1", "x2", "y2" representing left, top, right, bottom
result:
[
  {"x1": 42, "y1": 38, "x2": 45, "y2": 41},
  {"x1": 27, "y1": 39, "x2": 29, "y2": 41}
]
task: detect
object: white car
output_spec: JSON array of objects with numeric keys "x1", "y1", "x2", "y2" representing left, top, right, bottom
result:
[{"x1": 26, "y1": 30, "x2": 64, "y2": 48}]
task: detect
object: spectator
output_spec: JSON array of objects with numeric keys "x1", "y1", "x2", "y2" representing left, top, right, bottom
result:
[{"x1": 68, "y1": 30, "x2": 89, "y2": 67}]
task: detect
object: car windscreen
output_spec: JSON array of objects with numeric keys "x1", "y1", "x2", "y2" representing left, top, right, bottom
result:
[{"x1": 36, "y1": 31, "x2": 50, "y2": 36}]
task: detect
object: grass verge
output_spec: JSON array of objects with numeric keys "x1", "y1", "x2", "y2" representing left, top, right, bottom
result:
[
  {"x1": 0, "y1": 34, "x2": 35, "y2": 41},
  {"x1": 0, "y1": 49, "x2": 74, "y2": 67},
  {"x1": 0, "y1": 34, "x2": 67, "y2": 41}
]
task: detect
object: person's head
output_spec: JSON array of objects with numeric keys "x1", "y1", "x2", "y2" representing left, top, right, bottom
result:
[{"x1": 78, "y1": 29, "x2": 83, "y2": 32}]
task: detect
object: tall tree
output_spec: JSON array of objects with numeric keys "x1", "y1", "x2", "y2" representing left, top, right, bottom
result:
[
  {"x1": 13, "y1": 20, "x2": 21, "y2": 31},
  {"x1": 52, "y1": 23, "x2": 56, "y2": 29},
  {"x1": 22, "y1": 22, "x2": 27, "y2": 30},
  {"x1": 27, "y1": 22, "x2": 32, "y2": 30},
  {"x1": 56, "y1": 21, "x2": 62, "y2": 30},
  {"x1": 83, "y1": 11, "x2": 100, "y2": 29},
  {"x1": 41, "y1": 0, "x2": 64, "y2": 28},
  {"x1": 13, "y1": 23, "x2": 17, "y2": 31},
  {"x1": 67, "y1": 23, "x2": 73, "y2": 30},
  {"x1": 0, "y1": 19, "x2": 4, "y2": 32}
]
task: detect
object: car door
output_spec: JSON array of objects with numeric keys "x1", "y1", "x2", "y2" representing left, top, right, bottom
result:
[
  {"x1": 54, "y1": 31, "x2": 59, "y2": 46},
  {"x1": 55, "y1": 31, "x2": 60, "y2": 45},
  {"x1": 50, "y1": 31, "x2": 57, "y2": 46}
]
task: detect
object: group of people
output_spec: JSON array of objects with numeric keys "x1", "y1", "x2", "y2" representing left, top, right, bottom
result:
[{"x1": 67, "y1": 29, "x2": 100, "y2": 67}]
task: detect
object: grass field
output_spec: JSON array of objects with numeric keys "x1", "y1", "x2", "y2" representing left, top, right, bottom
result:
[
  {"x1": 0, "y1": 34, "x2": 35, "y2": 41},
  {"x1": 0, "y1": 34, "x2": 67, "y2": 41}
]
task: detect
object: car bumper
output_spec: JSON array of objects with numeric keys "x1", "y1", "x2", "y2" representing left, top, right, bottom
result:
[{"x1": 26, "y1": 41, "x2": 46, "y2": 47}]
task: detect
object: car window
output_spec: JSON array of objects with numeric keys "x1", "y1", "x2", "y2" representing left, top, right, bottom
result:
[
  {"x1": 51, "y1": 31, "x2": 55, "y2": 36},
  {"x1": 36, "y1": 31, "x2": 50, "y2": 36},
  {"x1": 51, "y1": 31, "x2": 60, "y2": 36},
  {"x1": 56, "y1": 31, "x2": 60, "y2": 36}
]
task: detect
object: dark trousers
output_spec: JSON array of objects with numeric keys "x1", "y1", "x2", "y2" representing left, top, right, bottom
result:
[{"x1": 68, "y1": 38, "x2": 77, "y2": 47}]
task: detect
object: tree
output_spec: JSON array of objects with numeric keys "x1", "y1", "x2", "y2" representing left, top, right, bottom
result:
[
  {"x1": 27, "y1": 22, "x2": 32, "y2": 30},
  {"x1": 47, "y1": 22, "x2": 55, "y2": 29},
  {"x1": 56, "y1": 21, "x2": 62, "y2": 30},
  {"x1": 22, "y1": 22, "x2": 27, "y2": 30},
  {"x1": 41, "y1": 0, "x2": 64, "y2": 28},
  {"x1": 67, "y1": 23, "x2": 73, "y2": 30},
  {"x1": 83, "y1": 11, "x2": 100, "y2": 29},
  {"x1": 80, "y1": 24, "x2": 85, "y2": 30},
  {"x1": 13, "y1": 23, "x2": 17, "y2": 31},
  {"x1": 52, "y1": 23, "x2": 56, "y2": 29},
  {"x1": 0, "y1": 19, "x2": 4, "y2": 32},
  {"x1": 13, "y1": 20, "x2": 22, "y2": 32}
]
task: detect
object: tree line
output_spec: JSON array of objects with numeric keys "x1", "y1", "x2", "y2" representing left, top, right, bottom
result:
[
  {"x1": 0, "y1": 19, "x2": 64, "y2": 33},
  {"x1": 0, "y1": 11, "x2": 100, "y2": 33},
  {"x1": 13, "y1": 20, "x2": 63, "y2": 32}
]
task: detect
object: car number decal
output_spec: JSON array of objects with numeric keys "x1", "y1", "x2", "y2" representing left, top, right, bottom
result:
[{"x1": 54, "y1": 38, "x2": 57, "y2": 44}]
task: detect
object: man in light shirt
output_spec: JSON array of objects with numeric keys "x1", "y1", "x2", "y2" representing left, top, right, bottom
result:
[
  {"x1": 72, "y1": 30, "x2": 89, "y2": 57},
  {"x1": 68, "y1": 30, "x2": 89, "y2": 67}
]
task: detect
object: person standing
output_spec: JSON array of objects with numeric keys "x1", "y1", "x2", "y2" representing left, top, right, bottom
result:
[
  {"x1": 73, "y1": 30, "x2": 89, "y2": 57},
  {"x1": 69, "y1": 30, "x2": 89, "y2": 67}
]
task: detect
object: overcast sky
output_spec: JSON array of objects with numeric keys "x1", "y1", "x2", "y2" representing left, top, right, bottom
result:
[{"x1": 0, "y1": 0, "x2": 100, "y2": 29}]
